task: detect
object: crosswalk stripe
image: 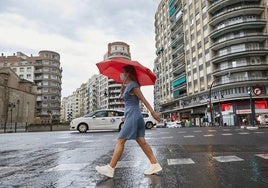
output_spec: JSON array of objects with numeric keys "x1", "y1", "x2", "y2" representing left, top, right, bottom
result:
[
  {"x1": 167, "y1": 158, "x2": 195, "y2": 165},
  {"x1": 222, "y1": 133, "x2": 232, "y2": 136},
  {"x1": 238, "y1": 132, "x2": 250, "y2": 135},
  {"x1": 204, "y1": 134, "x2": 214, "y2": 137},
  {"x1": 255, "y1": 154, "x2": 268, "y2": 159},
  {"x1": 213, "y1": 156, "x2": 244, "y2": 162},
  {"x1": 184, "y1": 135, "x2": 195, "y2": 138}
]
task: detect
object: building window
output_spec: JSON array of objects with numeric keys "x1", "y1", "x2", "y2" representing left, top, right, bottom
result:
[
  {"x1": 27, "y1": 67, "x2": 32, "y2": 72},
  {"x1": 20, "y1": 67, "x2": 24, "y2": 72},
  {"x1": 26, "y1": 74, "x2": 31, "y2": 79}
]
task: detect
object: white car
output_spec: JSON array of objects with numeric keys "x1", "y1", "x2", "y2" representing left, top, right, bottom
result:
[
  {"x1": 70, "y1": 109, "x2": 125, "y2": 133},
  {"x1": 142, "y1": 112, "x2": 158, "y2": 129}
]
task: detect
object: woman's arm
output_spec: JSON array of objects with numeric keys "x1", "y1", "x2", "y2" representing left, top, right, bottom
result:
[{"x1": 132, "y1": 87, "x2": 161, "y2": 122}]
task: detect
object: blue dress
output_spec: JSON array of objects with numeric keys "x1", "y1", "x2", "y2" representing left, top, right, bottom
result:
[{"x1": 118, "y1": 81, "x2": 145, "y2": 140}]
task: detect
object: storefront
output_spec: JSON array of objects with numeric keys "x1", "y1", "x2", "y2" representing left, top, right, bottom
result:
[{"x1": 221, "y1": 99, "x2": 268, "y2": 126}]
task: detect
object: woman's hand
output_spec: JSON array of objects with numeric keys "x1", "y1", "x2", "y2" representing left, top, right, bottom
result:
[{"x1": 151, "y1": 111, "x2": 161, "y2": 122}]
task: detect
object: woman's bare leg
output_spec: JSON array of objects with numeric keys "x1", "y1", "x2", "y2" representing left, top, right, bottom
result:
[
  {"x1": 109, "y1": 138, "x2": 127, "y2": 168},
  {"x1": 136, "y1": 137, "x2": 157, "y2": 164}
]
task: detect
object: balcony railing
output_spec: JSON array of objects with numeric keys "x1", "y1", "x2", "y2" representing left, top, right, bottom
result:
[
  {"x1": 211, "y1": 46, "x2": 268, "y2": 61},
  {"x1": 210, "y1": 4, "x2": 264, "y2": 24},
  {"x1": 212, "y1": 32, "x2": 267, "y2": 47}
]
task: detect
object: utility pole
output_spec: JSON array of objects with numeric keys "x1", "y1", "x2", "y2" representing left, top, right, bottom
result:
[{"x1": 247, "y1": 87, "x2": 256, "y2": 126}]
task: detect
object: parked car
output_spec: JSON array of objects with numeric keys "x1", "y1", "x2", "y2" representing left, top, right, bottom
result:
[
  {"x1": 70, "y1": 109, "x2": 125, "y2": 133},
  {"x1": 141, "y1": 112, "x2": 158, "y2": 129}
]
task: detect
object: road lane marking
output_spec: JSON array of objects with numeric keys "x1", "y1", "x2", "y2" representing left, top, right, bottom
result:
[
  {"x1": 213, "y1": 156, "x2": 244, "y2": 162},
  {"x1": 254, "y1": 132, "x2": 264, "y2": 134},
  {"x1": 193, "y1": 130, "x2": 202, "y2": 133},
  {"x1": 116, "y1": 161, "x2": 140, "y2": 168},
  {"x1": 161, "y1": 136, "x2": 174, "y2": 139},
  {"x1": 54, "y1": 141, "x2": 72, "y2": 144},
  {"x1": 203, "y1": 134, "x2": 214, "y2": 137},
  {"x1": 46, "y1": 163, "x2": 88, "y2": 171},
  {"x1": 238, "y1": 132, "x2": 250, "y2": 135},
  {"x1": 255, "y1": 154, "x2": 268, "y2": 159},
  {"x1": 223, "y1": 129, "x2": 231, "y2": 131},
  {"x1": 208, "y1": 130, "x2": 217, "y2": 132},
  {"x1": 167, "y1": 158, "x2": 195, "y2": 165},
  {"x1": 222, "y1": 133, "x2": 233, "y2": 136},
  {"x1": 184, "y1": 135, "x2": 195, "y2": 138}
]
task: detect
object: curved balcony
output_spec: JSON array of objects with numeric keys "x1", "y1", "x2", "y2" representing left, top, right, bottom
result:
[
  {"x1": 211, "y1": 32, "x2": 268, "y2": 51},
  {"x1": 217, "y1": 76, "x2": 268, "y2": 87},
  {"x1": 208, "y1": 0, "x2": 259, "y2": 14},
  {"x1": 209, "y1": 5, "x2": 265, "y2": 26},
  {"x1": 210, "y1": 18, "x2": 266, "y2": 39},
  {"x1": 213, "y1": 62, "x2": 268, "y2": 75},
  {"x1": 210, "y1": 46, "x2": 268, "y2": 64}
]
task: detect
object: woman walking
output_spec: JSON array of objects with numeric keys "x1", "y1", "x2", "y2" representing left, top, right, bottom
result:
[{"x1": 96, "y1": 65, "x2": 162, "y2": 178}]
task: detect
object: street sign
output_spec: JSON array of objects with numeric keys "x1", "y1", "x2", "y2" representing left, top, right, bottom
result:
[{"x1": 253, "y1": 87, "x2": 262, "y2": 96}]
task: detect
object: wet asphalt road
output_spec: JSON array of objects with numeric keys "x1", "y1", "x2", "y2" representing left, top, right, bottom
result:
[{"x1": 0, "y1": 126, "x2": 268, "y2": 188}]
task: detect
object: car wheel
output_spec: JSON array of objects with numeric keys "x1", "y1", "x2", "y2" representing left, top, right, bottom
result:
[
  {"x1": 119, "y1": 122, "x2": 124, "y2": 131},
  {"x1": 78, "y1": 123, "x2": 88, "y2": 133},
  {"x1": 146, "y1": 122, "x2": 154, "y2": 129}
]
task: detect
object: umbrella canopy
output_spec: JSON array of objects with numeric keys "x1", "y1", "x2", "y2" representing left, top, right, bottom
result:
[{"x1": 96, "y1": 57, "x2": 156, "y2": 86}]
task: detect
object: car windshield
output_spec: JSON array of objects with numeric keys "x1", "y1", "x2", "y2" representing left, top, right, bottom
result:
[{"x1": 84, "y1": 112, "x2": 96, "y2": 117}]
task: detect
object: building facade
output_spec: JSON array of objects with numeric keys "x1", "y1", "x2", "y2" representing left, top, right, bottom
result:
[
  {"x1": 0, "y1": 51, "x2": 62, "y2": 123},
  {"x1": 154, "y1": 0, "x2": 268, "y2": 126},
  {"x1": 0, "y1": 67, "x2": 36, "y2": 127}
]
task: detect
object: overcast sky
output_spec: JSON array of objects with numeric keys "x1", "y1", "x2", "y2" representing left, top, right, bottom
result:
[{"x1": 0, "y1": 0, "x2": 161, "y2": 105}]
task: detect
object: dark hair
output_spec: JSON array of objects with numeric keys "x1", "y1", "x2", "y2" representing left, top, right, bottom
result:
[{"x1": 122, "y1": 65, "x2": 140, "y2": 85}]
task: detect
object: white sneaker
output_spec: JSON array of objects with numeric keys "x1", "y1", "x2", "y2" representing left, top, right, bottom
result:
[
  {"x1": 144, "y1": 163, "x2": 162, "y2": 175},
  {"x1": 96, "y1": 164, "x2": 114, "y2": 178}
]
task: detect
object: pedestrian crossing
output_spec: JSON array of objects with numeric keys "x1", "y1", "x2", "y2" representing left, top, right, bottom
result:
[
  {"x1": 43, "y1": 153, "x2": 268, "y2": 172},
  {"x1": 142, "y1": 128, "x2": 267, "y2": 139}
]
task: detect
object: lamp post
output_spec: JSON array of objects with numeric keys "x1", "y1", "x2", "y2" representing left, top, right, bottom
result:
[
  {"x1": 209, "y1": 79, "x2": 217, "y2": 126},
  {"x1": 247, "y1": 87, "x2": 256, "y2": 127},
  {"x1": 47, "y1": 110, "x2": 52, "y2": 131},
  {"x1": 8, "y1": 102, "x2": 16, "y2": 127}
]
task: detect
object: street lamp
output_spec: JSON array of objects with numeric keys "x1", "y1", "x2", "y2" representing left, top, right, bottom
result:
[
  {"x1": 209, "y1": 79, "x2": 217, "y2": 126},
  {"x1": 247, "y1": 87, "x2": 256, "y2": 127},
  {"x1": 47, "y1": 110, "x2": 52, "y2": 131},
  {"x1": 8, "y1": 102, "x2": 16, "y2": 127}
]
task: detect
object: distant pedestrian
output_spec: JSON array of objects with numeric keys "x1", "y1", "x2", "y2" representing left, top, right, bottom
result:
[{"x1": 96, "y1": 65, "x2": 162, "y2": 178}]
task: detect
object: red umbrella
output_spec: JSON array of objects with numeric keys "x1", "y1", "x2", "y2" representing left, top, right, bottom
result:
[{"x1": 96, "y1": 57, "x2": 156, "y2": 86}]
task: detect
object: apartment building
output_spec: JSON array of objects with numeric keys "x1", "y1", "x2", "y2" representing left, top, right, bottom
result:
[
  {"x1": 154, "y1": 0, "x2": 268, "y2": 126},
  {"x1": 0, "y1": 51, "x2": 62, "y2": 123}
]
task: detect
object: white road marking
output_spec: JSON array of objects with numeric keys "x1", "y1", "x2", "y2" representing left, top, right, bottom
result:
[
  {"x1": 167, "y1": 158, "x2": 195, "y2": 165},
  {"x1": 213, "y1": 156, "x2": 244, "y2": 162},
  {"x1": 222, "y1": 133, "x2": 233, "y2": 136},
  {"x1": 184, "y1": 135, "x2": 195, "y2": 138},
  {"x1": 116, "y1": 161, "x2": 140, "y2": 168},
  {"x1": 203, "y1": 134, "x2": 214, "y2": 137},
  {"x1": 255, "y1": 154, "x2": 268, "y2": 159},
  {"x1": 208, "y1": 130, "x2": 217, "y2": 132},
  {"x1": 238, "y1": 132, "x2": 250, "y2": 135},
  {"x1": 46, "y1": 163, "x2": 88, "y2": 171}
]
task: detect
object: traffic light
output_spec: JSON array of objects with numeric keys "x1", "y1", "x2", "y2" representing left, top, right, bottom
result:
[
  {"x1": 207, "y1": 101, "x2": 211, "y2": 109},
  {"x1": 247, "y1": 87, "x2": 251, "y2": 94}
]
